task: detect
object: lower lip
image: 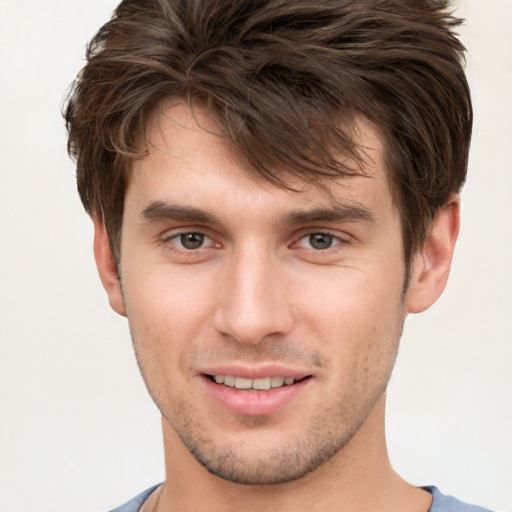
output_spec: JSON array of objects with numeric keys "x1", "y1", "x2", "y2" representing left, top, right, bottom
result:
[{"x1": 201, "y1": 376, "x2": 312, "y2": 416}]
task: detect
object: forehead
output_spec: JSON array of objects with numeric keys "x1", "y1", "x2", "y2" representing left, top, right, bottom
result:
[{"x1": 128, "y1": 99, "x2": 391, "y2": 216}]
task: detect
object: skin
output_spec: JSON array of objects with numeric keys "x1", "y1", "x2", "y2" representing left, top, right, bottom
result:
[{"x1": 94, "y1": 100, "x2": 460, "y2": 512}]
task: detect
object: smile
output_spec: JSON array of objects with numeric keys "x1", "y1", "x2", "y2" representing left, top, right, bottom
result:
[
  {"x1": 211, "y1": 375, "x2": 298, "y2": 390},
  {"x1": 203, "y1": 373, "x2": 313, "y2": 415}
]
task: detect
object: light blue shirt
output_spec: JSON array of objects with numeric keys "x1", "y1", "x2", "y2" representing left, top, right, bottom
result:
[{"x1": 108, "y1": 484, "x2": 495, "y2": 512}]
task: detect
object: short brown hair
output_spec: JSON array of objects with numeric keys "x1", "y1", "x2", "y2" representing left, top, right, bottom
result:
[{"x1": 64, "y1": 0, "x2": 472, "y2": 264}]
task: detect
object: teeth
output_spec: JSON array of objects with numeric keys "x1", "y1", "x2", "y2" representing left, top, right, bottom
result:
[
  {"x1": 212, "y1": 375, "x2": 297, "y2": 390},
  {"x1": 253, "y1": 377, "x2": 271, "y2": 390},
  {"x1": 271, "y1": 376, "x2": 284, "y2": 388},
  {"x1": 235, "y1": 377, "x2": 252, "y2": 389},
  {"x1": 224, "y1": 375, "x2": 236, "y2": 387}
]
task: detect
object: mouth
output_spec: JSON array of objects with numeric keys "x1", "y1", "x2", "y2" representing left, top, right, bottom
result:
[
  {"x1": 206, "y1": 374, "x2": 311, "y2": 390},
  {"x1": 202, "y1": 371, "x2": 313, "y2": 416}
]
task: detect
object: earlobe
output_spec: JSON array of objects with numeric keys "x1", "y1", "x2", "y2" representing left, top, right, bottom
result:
[
  {"x1": 93, "y1": 217, "x2": 127, "y2": 317},
  {"x1": 406, "y1": 196, "x2": 460, "y2": 314}
]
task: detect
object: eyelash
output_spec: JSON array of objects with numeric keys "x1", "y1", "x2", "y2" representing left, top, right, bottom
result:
[
  {"x1": 164, "y1": 232, "x2": 217, "y2": 251},
  {"x1": 294, "y1": 232, "x2": 345, "y2": 251},
  {"x1": 162, "y1": 230, "x2": 347, "y2": 254}
]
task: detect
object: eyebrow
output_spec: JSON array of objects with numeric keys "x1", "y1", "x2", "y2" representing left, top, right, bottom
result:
[
  {"x1": 281, "y1": 204, "x2": 376, "y2": 226},
  {"x1": 140, "y1": 201, "x2": 220, "y2": 224},
  {"x1": 140, "y1": 200, "x2": 376, "y2": 227}
]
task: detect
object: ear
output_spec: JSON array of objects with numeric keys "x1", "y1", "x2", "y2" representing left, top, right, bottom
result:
[
  {"x1": 406, "y1": 195, "x2": 460, "y2": 314},
  {"x1": 93, "y1": 216, "x2": 127, "y2": 317}
]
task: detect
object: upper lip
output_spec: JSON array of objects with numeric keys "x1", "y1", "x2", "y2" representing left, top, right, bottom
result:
[{"x1": 199, "y1": 364, "x2": 312, "y2": 380}]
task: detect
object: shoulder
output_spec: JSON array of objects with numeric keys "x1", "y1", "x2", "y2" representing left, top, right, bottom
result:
[
  {"x1": 425, "y1": 486, "x2": 496, "y2": 512},
  {"x1": 107, "y1": 484, "x2": 161, "y2": 512}
]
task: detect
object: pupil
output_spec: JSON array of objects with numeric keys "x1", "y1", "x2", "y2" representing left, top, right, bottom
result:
[
  {"x1": 181, "y1": 233, "x2": 204, "y2": 249},
  {"x1": 310, "y1": 233, "x2": 333, "y2": 250}
]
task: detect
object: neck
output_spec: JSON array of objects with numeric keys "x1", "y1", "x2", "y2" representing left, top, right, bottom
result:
[{"x1": 155, "y1": 395, "x2": 431, "y2": 512}]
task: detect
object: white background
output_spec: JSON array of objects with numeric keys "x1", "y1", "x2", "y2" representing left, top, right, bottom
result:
[{"x1": 0, "y1": 1, "x2": 511, "y2": 511}]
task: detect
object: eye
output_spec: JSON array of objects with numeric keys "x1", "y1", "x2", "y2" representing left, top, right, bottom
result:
[
  {"x1": 297, "y1": 233, "x2": 342, "y2": 250},
  {"x1": 167, "y1": 232, "x2": 213, "y2": 250}
]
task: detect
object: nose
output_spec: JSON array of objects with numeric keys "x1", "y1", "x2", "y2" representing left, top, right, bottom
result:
[{"x1": 213, "y1": 247, "x2": 295, "y2": 344}]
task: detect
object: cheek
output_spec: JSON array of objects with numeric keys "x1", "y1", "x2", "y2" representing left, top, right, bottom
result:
[
  {"x1": 297, "y1": 262, "x2": 405, "y2": 326},
  {"x1": 121, "y1": 271, "x2": 213, "y2": 410},
  {"x1": 295, "y1": 264, "x2": 405, "y2": 372},
  {"x1": 122, "y1": 266, "x2": 218, "y2": 356}
]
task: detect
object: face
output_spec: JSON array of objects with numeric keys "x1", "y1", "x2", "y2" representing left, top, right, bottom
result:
[{"x1": 110, "y1": 101, "x2": 410, "y2": 484}]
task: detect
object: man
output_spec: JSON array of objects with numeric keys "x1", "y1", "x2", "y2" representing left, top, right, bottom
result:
[{"x1": 64, "y1": 0, "x2": 493, "y2": 511}]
